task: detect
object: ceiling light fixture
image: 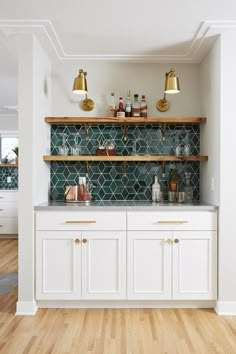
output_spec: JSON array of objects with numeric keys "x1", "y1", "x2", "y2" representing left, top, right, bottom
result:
[{"x1": 156, "y1": 68, "x2": 180, "y2": 112}]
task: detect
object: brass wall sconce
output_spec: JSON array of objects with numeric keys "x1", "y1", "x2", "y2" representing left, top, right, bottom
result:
[
  {"x1": 73, "y1": 69, "x2": 95, "y2": 111},
  {"x1": 156, "y1": 68, "x2": 180, "y2": 112}
]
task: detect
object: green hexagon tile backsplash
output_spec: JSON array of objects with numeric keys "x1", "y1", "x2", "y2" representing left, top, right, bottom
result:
[{"x1": 50, "y1": 124, "x2": 200, "y2": 201}]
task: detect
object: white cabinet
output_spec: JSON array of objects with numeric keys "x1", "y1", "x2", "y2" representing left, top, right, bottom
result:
[
  {"x1": 0, "y1": 190, "x2": 18, "y2": 235},
  {"x1": 127, "y1": 211, "x2": 217, "y2": 300},
  {"x1": 82, "y1": 231, "x2": 126, "y2": 300},
  {"x1": 172, "y1": 231, "x2": 217, "y2": 300},
  {"x1": 36, "y1": 231, "x2": 81, "y2": 300},
  {"x1": 36, "y1": 211, "x2": 126, "y2": 300},
  {"x1": 127, "y1": 231, "x2": 172, "y2": 299}
]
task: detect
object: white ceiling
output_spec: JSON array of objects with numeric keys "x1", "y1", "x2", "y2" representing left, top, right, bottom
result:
[{"x1": 0, "y1": 0, "x2": 236, "y2": 63}]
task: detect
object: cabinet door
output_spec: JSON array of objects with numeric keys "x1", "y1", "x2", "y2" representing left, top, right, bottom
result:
[
  {"x1": 172, "y1": 231, "x2": 217, "y2": 300},
  {"x1": 127, "y1": 231, "x2": 172, "y2": 300},
  {"x1": 82, "y1": 231, "x2": 126, "y2": 299},
  {"x1": 36, "y1": 231, "x2": 82, "y2": 300}
]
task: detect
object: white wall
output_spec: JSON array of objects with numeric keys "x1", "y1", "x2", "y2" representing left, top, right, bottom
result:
[
  {"x1": 0, "y1": 115, "x2": 18, "y2": 130},
  {"x1": 51, "y1": 63, "x2": 201, "y2": 117},
  {"x1": 200, "y1": 38, "x2": 221, "y2": 205},
  {"x1": 218, "y1": 29, "x2": 236, "y2": 304},
  {"x1": 16, "y1": 34, "x2": 51, "y2": 315}
]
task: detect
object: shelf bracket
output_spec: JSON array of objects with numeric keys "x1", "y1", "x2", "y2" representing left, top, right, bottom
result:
[
  {"x1": 122, "y1": 123, "x2": 127, "y2": 141},
  {"x1": 84, "y1": 123, "x2": 89, "y2": 141},
  {"x1": 161, "y1": 161, "x2": 166, "y2": 177},
  {"x1": 161, "y1": 123, "x2": 166, "y2": 141}
]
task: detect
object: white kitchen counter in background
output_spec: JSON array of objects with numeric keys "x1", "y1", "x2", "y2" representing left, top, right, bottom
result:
[{"x1": 34, "y1": 200, "x2": 217, "y2": 211}]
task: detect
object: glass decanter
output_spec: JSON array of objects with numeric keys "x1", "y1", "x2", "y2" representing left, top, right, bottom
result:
[
  {"x1": 58, "y1": 133, "x2": 69, "y2": 155},
  {"x1": 71, "y1": 133, "x2": 81, "y2": 155},
  {"x1": 183, "y1": 130, "x2": 190, "y2": 156},
  {"x1": 183, "y1": 172, "x2": 193, "y2": 203}
]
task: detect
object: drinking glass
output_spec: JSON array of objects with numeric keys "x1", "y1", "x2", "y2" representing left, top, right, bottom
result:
[
  {"x1": 71, "y1": 133, "x2": 81, "y2": 155},
  {"x1": 58, "y1": 133, "x2": 69, "y2": 155}
]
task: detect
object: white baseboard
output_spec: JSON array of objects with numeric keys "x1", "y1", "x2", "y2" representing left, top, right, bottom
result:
[
  {"x1": 215, "y1": 301, "x2": 236, "y2": 315},
  {"x1": 16, "y1": 301, "x2": 38, "y2": 315},
  {"x1": 37, "y1": 300, "x2": 216, "y2": 309}
]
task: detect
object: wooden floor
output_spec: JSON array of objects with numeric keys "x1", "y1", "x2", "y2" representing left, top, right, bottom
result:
[{"x1": 0, "y1": 240, "x2": 236, "y2": 354}]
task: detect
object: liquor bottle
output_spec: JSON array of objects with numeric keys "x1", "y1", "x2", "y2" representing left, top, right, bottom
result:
[
  {"x1": 108, "y1": 92, "x2": 116, "y2": 117},
  {"x1": 152, "y1": 176, "x2": 161, "y2": 202},
  {"x1": 116, "y1": 97, "x2": 125, "y2": 118},
  {"x1": 140, "y1": 95, "x2": 147, "y2": 117},
  {"x1": 183, "y1": 172, "x2": 193, "y2": 203},
  {"x1": 132, "y1": 94, "x2": 140, "y2": 117},
  {"x1": 125, "y1": 90, "x2": 132, "y2": 117}
]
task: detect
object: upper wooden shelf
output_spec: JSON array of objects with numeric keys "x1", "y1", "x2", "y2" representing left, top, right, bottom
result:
[
  {"x1": 0, "y1": 163, "x2": 18, "y2": 167},
  {"x1": 45, "y1": 117, "x2": 207, "y2": 125},
  {"x1": 43, "y1": 155, "x2": 208, "y2": 162}
]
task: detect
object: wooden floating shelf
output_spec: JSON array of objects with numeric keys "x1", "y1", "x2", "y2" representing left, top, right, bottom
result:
[
  {"x1": 43, "y1": 155, "x2": 208, "y2": 162},
  {"x1": 0, "y1": 163, "x2": 18, "y2": 167},
  {"x1": 45, "y1": 117, "x2": 207, "y2": 125}
]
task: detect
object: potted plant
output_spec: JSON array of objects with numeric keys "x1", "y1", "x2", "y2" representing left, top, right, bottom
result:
[
  {"x1": 168, "y1": 168, "x2": 179, "y2": 192},
  {"x1": 12, "y1": 147, "x2": 19, "y2": 164}
]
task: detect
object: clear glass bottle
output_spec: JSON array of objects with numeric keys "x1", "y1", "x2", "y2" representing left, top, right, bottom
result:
[
  {"x1": 183, "y1": 172, "x2": 193, "y2": 203},
  {"x1": 125, "y1": 90, "x2": 132, "y2": 117},
  {"x1": 140, "y1": 95, "x2": 147, "y2": 117},
  {"x1": 108, "y1": 92, "x2": 116, "y2": 117},
  {"x1": 132, "y1": 94, "x2": 140, "y2": 117},
  {"x1": 116, "y1": 97, "x2": 125, "y2": 118}
]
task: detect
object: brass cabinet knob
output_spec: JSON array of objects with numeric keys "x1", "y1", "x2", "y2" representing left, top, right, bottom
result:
[
  {"x1": 82, "y1": 238, "x2": 88, "y2": 243},
  {"x1": 164, "y1": 239, "x2": 173, "y2": 244},
  {"x1": 174, "y1": 239, "x2": 179, "y2": 243},
  {"x1": 75, "y1": 239, "x2": 80, "y2": 244}
]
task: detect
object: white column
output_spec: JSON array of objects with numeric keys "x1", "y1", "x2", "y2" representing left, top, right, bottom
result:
[{"x1": 16, "y1": 34, "x2": 51, "y2": 315}]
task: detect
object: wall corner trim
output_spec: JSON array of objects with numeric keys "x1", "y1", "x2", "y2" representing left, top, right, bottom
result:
[
  {"x1": 215, "y1": 301, "x2": 236, "y2": 316},
  {"x1": 16, "y1": 301, "x2": 38, "y2": 316}
]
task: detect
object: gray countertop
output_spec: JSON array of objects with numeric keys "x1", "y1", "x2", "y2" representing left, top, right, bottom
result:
[{"x1": 34, "y1": 200, "x2": 217, "y2": 211}]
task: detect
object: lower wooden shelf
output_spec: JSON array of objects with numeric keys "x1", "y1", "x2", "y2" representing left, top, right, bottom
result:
[
  {"x1": 0, "y1": 163, "x2": 18, "y2": 167},
  {"x1": 43, "y1": 155, "x2": 208, "y2": 162}
]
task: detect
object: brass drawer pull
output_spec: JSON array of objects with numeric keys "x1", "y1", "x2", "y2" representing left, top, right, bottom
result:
[
  {"x1": 174, "y1": 239, "x2": 180, "y2": 243},
  {"x1": 65, "y1": 220, "x2": 96, "y2": 224},
  {"x1": 82, "y1": 238, "x2": 88, "y2": 243},
  {"x1": 156, "y1": 221, "x2": 188, "y2": 224},
  {"x1": 74, "y1": 239, "x2": 80, "y2": 244},
  {"x1": 0, "y1": 209, "x2": 3, "y2": 211},
  {"x1": 0, "y1": 225, "x2": 3, "y2": 227}
]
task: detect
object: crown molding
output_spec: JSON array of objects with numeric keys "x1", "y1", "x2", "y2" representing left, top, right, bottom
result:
[{"x1": 1, "y1": 20, "x2": 236, "y2": 63}]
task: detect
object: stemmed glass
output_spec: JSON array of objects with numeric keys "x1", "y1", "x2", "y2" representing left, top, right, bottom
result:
[
  {"x1": 71, "y1": 133, "x2": 81, "y2": 155},
  {"x1": 58, "y1": 133, "x2": 69, "y2": 155}
]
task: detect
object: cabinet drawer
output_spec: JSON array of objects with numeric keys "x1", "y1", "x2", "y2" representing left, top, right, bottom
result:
[
  {"x1": 0, "y1": 217, "x2": 18, "y2": 234},
  {"x1": 127, "y1": 211, "x2": 217, "y2": 231},
  {"x1": 0, "y1": 191, "x2": 18, "y2": 202},
  {"x1": 36, "y1": 211, "x2": 126, "y2": 231},
  {"x1": 0, "y1": 201, "x2": 18, "y2": 217}
]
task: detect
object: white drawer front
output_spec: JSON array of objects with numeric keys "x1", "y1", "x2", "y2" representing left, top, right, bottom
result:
[
  {"x1": 36, "y1": 211, "x2": 126, "y2": 231},
  {"x1": 0, "y1": 217, "x2": 18, "y2": 234},
  {"x1": 0, "y1": 201, "x2": 18, "y2": 217},
  {"x1": 127, "y1": 211, "x2": 217, "y2": 231},
  {"x1": 0, "y1": 191, "x2": 18, "y2": 202}
]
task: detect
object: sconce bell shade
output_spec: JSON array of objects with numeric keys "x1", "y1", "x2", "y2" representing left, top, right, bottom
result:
[
  {"x1": 73, "y1": 69, "x2": 87, "y2": 94},
  {"x1": 164, "y1": 68, "x2": 180, "y2": 94}
]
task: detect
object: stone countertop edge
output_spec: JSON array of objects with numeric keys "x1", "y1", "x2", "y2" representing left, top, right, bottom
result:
[{"x1": 34, "y1": 201, "x2": 218, "y2": 212}]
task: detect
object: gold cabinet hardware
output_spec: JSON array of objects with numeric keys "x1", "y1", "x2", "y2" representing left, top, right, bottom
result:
[
  {"x1": 156, "y1": 221, "x2": 188, "y2": 224},
  {"x1": 65, "y1": 220, "x2": 96, "y2": 224},
  {"x1": 74, "y1": 239, "x2": 80, "y2": 244},
  {"x1": 174, "y1": 239, "x2": 180, "y2": 243},
  {"x1": 82, "y1": 238, "x2": 88, "y2": 243},
  {"x1": 0, "y1": 209, "x2": 3, "y2": 211},
  {"x1": 164, "y1": 239, "x2": 173, "y2": 244},
  {"x1": 0, "y1": 225, "x2": 3, "y2": 227}
]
